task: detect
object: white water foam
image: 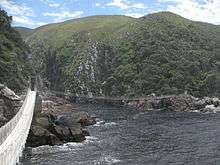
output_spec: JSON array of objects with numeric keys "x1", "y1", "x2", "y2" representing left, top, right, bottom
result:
[
  {"x1": 64, "y1": 142, "x2": 84, "y2": 147},
  {"x1": 94, "y1": 155, "x2": 121, "y2": 165},
  {"x1": 32, "y1": 136, "x2": 99, "y2": 154},
  {"x1": 94, "y1": 120, "x2": 105, "y2": 126},
  {"x1": 94, "y1": 119, "x2": 117, "y2": 127},
  {"x1": 85, "y1": 136, "x2": 99, "y2": 144},
  {"x1": 103, "y1": 122, "x2": 117, "y2": 126}
]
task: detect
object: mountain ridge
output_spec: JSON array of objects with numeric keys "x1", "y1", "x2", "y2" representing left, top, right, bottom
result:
[{"x1": 16, "y1": 11, "x2": 220, "y2": 97}]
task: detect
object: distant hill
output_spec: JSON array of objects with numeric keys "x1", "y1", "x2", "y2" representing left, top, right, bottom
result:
[
  {"x1": 0, "y1": 9, "x2": 32, "y2": 91},
  {"x1": 18, "y1": 12, "x2": 220, "y2": 97},
  {"x1": 15, "y1": 27, "x2": 34, "y2": 40},
  {"x1": 18, "y1": 15, "x2": 135, "y2": 47}
]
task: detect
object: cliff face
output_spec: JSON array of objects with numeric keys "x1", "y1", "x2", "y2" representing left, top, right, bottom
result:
[
  {"x1": 0, "y1": 84, "x2": 22, "y2": 127},
  {"x1": 0, "y1": 9, "x2": 32, "y2": 91},
  {"x1": 17, "y1": 12, "x2": 220, "y2": 97}
]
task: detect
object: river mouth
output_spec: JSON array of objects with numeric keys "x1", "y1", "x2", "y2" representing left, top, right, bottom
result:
[{"x1": 21, "y1": 104, "x2": 220, "y2": 165}]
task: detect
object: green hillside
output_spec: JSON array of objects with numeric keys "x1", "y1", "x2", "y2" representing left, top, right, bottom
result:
[
  {"x1": 0, "y1": 9, "x2": 32, "y2": 91},
  {"x1": 19, "y1": 12, "x2": 220, "y2": 97},
  {"x1": 15, "y1": 27, "x2": 34, "y2": 40},
  {"x1": 26, "y1": 15, "x2": 135, "y2": 48}
]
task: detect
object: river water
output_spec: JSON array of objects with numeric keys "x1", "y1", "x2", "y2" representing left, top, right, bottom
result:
[{"x1": 22, "y1": 104, "x2": 220, "y2": 165}]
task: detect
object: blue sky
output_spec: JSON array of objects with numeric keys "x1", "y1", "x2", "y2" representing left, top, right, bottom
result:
[{"x1": 0, "y1": 0, "x2": 219, "y2": 28}]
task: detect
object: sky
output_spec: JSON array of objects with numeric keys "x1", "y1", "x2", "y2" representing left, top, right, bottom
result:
[{"x1": 0, "y1": 0, "x2": 219, "y2": 28}]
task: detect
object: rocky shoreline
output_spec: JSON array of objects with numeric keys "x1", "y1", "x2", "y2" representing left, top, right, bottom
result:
[
  {"x1": 26, "y1": 95, "x2": 96, "y2": 147},
  {"x1": 67, "y1": 93, "x2": 220, "y2": 113},
  {"x1": 0, "y1": 84, "x2": 96, "y2": 148},
  {"x1": 125, "y1": 94, "x2": 220, "y2": 113},
  {"x1": 1, "y1": 84, "x2": 220, "y2": 148}
]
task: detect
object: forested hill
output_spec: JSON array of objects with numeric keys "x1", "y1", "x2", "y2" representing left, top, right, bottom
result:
[
  {"x1": 17, "y1": 12, "x2": 220, "y2": 97},
  {"x1": 14, "y1": 27, "x2": 34, "y2": 41},
  {"x1": 0, "y1": 9, "x2": 32, "y2": 91}
]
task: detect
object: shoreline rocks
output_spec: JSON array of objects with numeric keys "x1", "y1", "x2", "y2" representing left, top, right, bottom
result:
[
  {"x1": 125, "y1": 94, "x2": 220, "y2": 112},
  {"x1": 26, "y1": 95, "x2": 96, "y2": 148},
  {"x1": 2, "y1": 84, "x2": 220, "y2": 148}
]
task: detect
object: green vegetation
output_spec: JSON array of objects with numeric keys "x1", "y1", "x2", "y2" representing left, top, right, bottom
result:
[
  {"x1": 18, "y1": 12, "x2": 220, "y2": 97},
  {"x1": 0, "y1": 9, "x2": 32, "y2": 91},
  {"x1": 15, "y1": 27, "x2": 34, "y2": 41}
]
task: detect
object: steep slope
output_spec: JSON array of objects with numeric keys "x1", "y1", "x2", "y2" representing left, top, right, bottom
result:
[
  {"x1": 112, "y1": 12, "x2": 220, "y2": 96},
  {"x1": 0, "y1": 9, "x2": 32, "y2": 91},
  {"x1": 21, "y1": 12, "x2": 220, "y2": 97},
  {"x1": 23, "y1": 15, "x2": 135, "y2": 93}
]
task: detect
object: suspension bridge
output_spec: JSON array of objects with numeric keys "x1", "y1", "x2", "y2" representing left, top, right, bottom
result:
[{"x1": 0, "y1": 89, "x2": 37, "y2": 165}]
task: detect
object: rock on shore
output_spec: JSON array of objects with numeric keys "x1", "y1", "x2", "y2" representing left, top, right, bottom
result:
[
  {"x1": 2, "y1": 84, "x2": 220, "y2": 147},
  {"x1": 26, "y1": 95, "x2": 96, "y2": 147},
  {"x1": 126, "y1": 94, "x2": 220, "y2": 112},
  {"x1": 0, "y1": 84, "x2": 96, "y2": 147}
]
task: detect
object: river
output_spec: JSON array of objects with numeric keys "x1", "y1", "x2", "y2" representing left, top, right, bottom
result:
[{"x1": 21, "y1": 104, "x2": 220, "y2": 165}]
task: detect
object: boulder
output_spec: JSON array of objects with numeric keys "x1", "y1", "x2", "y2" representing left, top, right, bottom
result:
[
  {"x1": 56, "y1": 111, "x2": 96, "y2": 127},
  {"x1": 82, "y1": 129, "x2": 90, "y2": 136},
  {"x1": 0, "y1": 84, "x2": 20, "y2": 101},
  {"x1": 213, "y1": 98, "x2": 220, "y2": 107},
  {"x1": 35, "y1": 117, "x2": 51, "y2": 129},
  {"x1": 194, "y1": 100, "x2": 207, "y2": 109},
  {"x1": 26, "y1": 125, "x2": 62, "y2": 147},
  {"x1": 51, "y1": 124, "x2": 85, "y2": 142}
]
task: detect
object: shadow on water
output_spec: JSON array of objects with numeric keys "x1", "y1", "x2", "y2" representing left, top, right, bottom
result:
[{"x1": 21, "y1": 104, "x2": 220, "y2": 165}]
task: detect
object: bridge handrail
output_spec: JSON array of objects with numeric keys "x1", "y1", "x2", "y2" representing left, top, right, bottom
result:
[{"x1": 0, "y1": 89, "x2": 30, "y2": 146}]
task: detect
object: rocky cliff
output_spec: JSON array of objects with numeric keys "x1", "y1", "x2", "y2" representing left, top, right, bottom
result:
[{"x1": 0, "y1": 84, "x2": 22, "y2": 127}]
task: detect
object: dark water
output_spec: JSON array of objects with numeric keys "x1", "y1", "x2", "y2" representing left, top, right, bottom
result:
[{"x1": 22, "y1": 104, "x2": 220, "y2": 165}]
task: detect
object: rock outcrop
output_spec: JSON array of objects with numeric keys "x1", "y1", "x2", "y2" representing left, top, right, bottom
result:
[
  {"x1": 126, "y1": 94, "x2": 220, "y2": 112},
  {"x1": 0, "y1": 84, "x2": 96, "y2": 147},
  {"x1": 26, "y1": 95, "x2": 96, "y2": 147},
  {"x1": 0, "y1": 84, "x2": 22, "y2": 127}
]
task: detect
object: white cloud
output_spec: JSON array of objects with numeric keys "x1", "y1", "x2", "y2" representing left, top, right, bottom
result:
[
  {"x1": 39, "y1": 0, "x2": 61, "y2": 8},
  {"x1": 0, "y1": 0, "x2": 48, "y2": 28},
  {"x1": 48, "y1": 3, "x2": 61, "y2": 8},
  {"x1": 12, "y1": 16, "x2": 47, "y2": 27},
  {"x1": 13, "y1": 16, "x2": 31, "y2": 25},
  {"x1": 125, "y1": 12, "x2": 145, "y2": 18},
  {"x1": 0, "y1": 0, "x2": 35, "y2": 17},
  {"x1": 43, "y1": 11, "x2": 84, "y2": 22},
  {"x1": 95, "y1": 3, "x2": 101, "y2": 7},
  {"x1": 107, "y1": 0, "x2": 146, "y2": 10},
  {"x1": 158, "y1": 0, "x2": 220, "y2": 24},
  {"x1": 0, "y1": 0, "x2": 46, "y2": 28}
]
